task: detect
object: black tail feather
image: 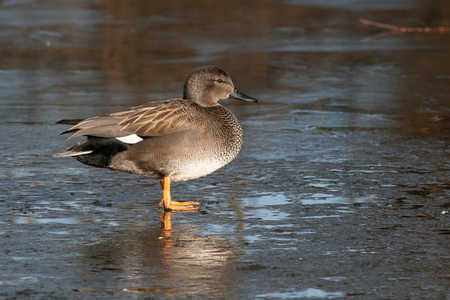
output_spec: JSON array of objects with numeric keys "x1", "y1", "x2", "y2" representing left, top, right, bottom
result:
[
  {"x1": 68, "y1": 137, "x2": 129, "y2": 168},
  {"x1": 56, "y1": 119, "x2": 83, "y2": 125}
]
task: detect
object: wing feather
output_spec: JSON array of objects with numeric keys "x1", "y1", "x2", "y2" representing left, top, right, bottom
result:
[{"x1": 63, "y1": 99, "x2": 200, "y2": 139}]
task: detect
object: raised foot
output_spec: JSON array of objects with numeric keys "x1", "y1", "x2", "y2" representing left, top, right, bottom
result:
[{"x1": 161, "y1": 200, "x2": 201, "y2": 212}]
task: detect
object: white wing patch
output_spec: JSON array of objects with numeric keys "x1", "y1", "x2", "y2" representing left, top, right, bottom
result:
[{"x1": 116, "y1": 134, "x2": 143, "y2": 144}]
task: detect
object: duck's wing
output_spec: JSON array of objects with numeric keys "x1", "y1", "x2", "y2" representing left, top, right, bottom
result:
[{"x1": 62, "y1": 99, "x2": 200, "y2": 140}]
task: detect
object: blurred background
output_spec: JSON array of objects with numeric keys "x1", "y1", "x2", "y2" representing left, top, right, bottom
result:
[{"x1": 1, "y1": 0, "x2": 449, "y2": 298}]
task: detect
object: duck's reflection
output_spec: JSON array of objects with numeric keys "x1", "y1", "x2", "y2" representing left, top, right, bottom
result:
[{"x1": 79, "y1": 212, "x2": 241, "y2": 298}]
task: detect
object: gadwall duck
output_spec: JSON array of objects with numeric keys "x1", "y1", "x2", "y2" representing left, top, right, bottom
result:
[{"x1": 55, "y1": 66, "x2": 257, "y2": 211}]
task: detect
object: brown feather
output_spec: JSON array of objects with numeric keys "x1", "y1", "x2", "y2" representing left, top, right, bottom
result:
[{"x1": 64, "y1": 98, "x2": 202, "y2": 139}]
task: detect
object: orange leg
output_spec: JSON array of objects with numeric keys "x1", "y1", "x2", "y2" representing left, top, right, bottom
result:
[{"x1": 159, "y1": 176, "x2": 200, "y2": 212}]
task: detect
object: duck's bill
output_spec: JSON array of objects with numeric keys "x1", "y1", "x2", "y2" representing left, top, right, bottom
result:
[{"x1": 229, "y1": 88, "x2": 258, "y2": 102}]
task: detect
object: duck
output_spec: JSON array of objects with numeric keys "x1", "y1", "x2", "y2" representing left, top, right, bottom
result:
[{"x1": 54, "y1": 66, "x2": 257, "y2": 211}]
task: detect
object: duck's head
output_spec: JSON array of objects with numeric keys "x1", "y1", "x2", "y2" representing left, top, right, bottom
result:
[{"x1": 183, "y1": 66, "x2": 258, "y2": 107}]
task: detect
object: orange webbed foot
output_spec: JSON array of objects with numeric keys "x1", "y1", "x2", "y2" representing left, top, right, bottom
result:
[{"x1": 159, "y1": 177, "x2": 200, "y2": 212}]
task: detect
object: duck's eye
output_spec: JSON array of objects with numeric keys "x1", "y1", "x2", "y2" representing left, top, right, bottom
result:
[{"x1": 216, "y1": 79, "x2": 223, "y2": 83}]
